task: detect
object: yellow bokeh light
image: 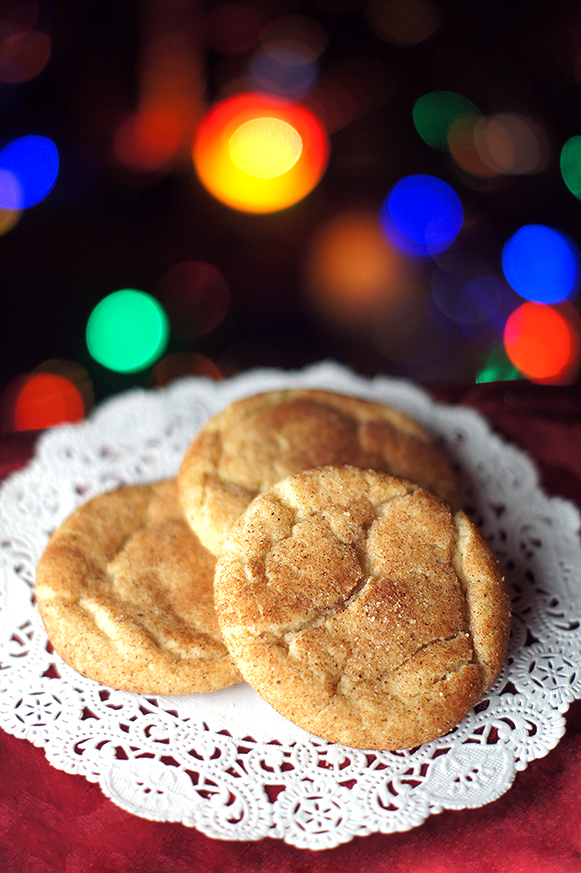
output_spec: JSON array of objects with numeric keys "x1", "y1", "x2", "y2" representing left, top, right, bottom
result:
[
  {"x1": 193, "y1": 92, "x2": 329, "y2": 213},
  {"x1": 229, "y1": 117, "x2": 303, "y2": 178}
]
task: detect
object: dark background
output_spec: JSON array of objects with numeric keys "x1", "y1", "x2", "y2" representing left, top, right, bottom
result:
[{"x1": 2, "y1": 0, "x2": 581, "y2": 413}]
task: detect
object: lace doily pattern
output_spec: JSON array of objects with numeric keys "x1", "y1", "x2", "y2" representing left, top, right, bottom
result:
[{"x1": 0, "y1": 362, "x2": 579, "y2": 849}]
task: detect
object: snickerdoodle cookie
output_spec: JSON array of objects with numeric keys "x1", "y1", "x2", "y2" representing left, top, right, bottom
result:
[
  {"x1": 178, "y1": 388, "x2": 461, "y2": 556},
  {"x1": 35, "y1": 479, "x2": 242, "y2": 694},
  {"x1": 214, "y1": 465, "x2": 510, "y2": 750}
]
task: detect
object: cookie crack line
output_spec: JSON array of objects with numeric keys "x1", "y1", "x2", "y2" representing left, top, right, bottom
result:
[
  {"x1": 80, "y1": 592, "x2": 228, "y2": 662},
  {"x1": 320, "y1": 634, "x2": 478, "y2": 711},
  {"x1": 275, "y1": 482, "x2": 412, "y2": 529},
  {"x1": 279, "y1": 573, "x2": 372, "y2": 641},
  {"x1": 394, "y1": 629, "x2": 475, "y2": 676}
]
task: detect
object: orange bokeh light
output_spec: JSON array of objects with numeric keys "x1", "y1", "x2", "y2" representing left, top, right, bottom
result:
[
  {"x1": 192, "y1": 92, "x2": 329, "y2": 212},
  {"x1": 114, "y1": 98, "x2": 195, "y2": 171},
  {"x1": 503, "y1": 302, "x2": 579, "y2": 383},
  {"x1": 305, "y1": 209, "x2": 408, "y2": 328},
  {"x1": 13, "y1": 373, "x2": 85, "y2": 431},
  {"x1": 149, "y1": 351, "x2": 222, "y2": 386}
]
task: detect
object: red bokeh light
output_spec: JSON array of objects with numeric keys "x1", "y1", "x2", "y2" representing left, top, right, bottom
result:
[{"x1": 14, "y1": 373, "x2": 85, "y2": 431}]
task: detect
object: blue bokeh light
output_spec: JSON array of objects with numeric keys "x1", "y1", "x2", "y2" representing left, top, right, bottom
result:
[
  {"x1": 0, "y1": 135, "x2": 59, "y2": 209},
  {"x1": 380, "y1": 174, "x2": 464, "y2": 257},
  {"x1": 501, "y1": 224, "x2": 581, "y2": 304},
  {"x1": 248, "y1": 47, "x2": 319, "y2": 99}
]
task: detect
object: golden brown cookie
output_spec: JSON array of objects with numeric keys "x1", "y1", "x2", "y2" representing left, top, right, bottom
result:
[
  {"x1": 214, "y1": 465, "x2": 510, "y2": 750},
  {"x1": 35, "y1": 479, "x2": 242, "y2": 694},
  {"x1": 178, "y1": 388, "x2": 461, "y2": 555}
]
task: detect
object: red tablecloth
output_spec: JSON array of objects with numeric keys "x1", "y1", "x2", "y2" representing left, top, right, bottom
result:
[{"x1": 1, "y1": 379, "x2": 580, "y2": 872}]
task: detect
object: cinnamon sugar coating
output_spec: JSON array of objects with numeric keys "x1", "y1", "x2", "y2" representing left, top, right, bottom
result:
[
  {"x1": 214, "y1": 466, "x2": 510, "y2": 750},
  {"x1": 35, "y1": 479, "x2": 242, "y2": 694},
  {"x1": 178, "y1": 389, "x2": 462, "y2": 556}
]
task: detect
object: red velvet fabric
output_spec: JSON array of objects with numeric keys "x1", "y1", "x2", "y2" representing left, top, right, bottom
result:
[{"x1": 1, "y1": 379, "x2": 580, "y2": 872}]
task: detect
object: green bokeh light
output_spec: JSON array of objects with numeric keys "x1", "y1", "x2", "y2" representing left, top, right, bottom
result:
[
  {"x1": 475, "y1": 343, "x2": 523, "y2": 384},
  {"x1": 86, "y1": 289, "x2": 169, "y2": 373},
  {"x1": 560, "y1": 136, "x2": 581, "y2": 200},
  {"x1": 413, "y1": 91, "x2": 480, "y2": 151}
]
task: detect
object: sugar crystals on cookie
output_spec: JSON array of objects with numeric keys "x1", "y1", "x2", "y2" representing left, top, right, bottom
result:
[
  {"x1": 35, "y1": 479, "x2": 242, "y2": 694},
  {"x1": 213, "y1": 465, "x2": 510, "y2": 750}
]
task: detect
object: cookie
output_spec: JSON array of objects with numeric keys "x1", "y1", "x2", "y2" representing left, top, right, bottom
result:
[
  {"x1": 178, "y1": 388, "x2": 461, "y2": 555},
  {"x1": 35, "y1": 479, "x2": 242, "y2": 694},
  {"x1": 214, "y1": 465, "x2": 510, "y2": 750}
]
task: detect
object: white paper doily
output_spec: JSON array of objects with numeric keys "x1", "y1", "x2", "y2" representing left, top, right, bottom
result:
[{"x1": 1, "y1": 361, "x2": 580, "y2": 850}]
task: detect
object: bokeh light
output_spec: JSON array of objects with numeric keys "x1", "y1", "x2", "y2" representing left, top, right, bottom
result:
[
  {"x1": 365, "y1": 0, "x2": 440, "y2": 46},
  {"x1": 247, "y1": 46, "x2": 319, "y2": 100},
  {"x1": 502, "y1": 224, "x2": 581, "y2": 304},
  {"x1": 429, "y1": 273, "x2": 519, "y2": 347},
  {"x1": 304, "y1": 209, "x2": 408, "y2": 328},
  {"x1": 474, "y1": 113, "x2": 550, "y2": 175},
  {"x1": 0, "y1": 29, "x2": 51, "y2": 84},
  {"x1": 150, "y1": 352, "x2": 222, "y2": 386},
  {"x1": 246, "y1": 15, "x2": 327, "y2": 99},
  {"x1": 413, "y1": 91, "x2": 480, "y2": 151},
  {"x1": 0, "y1": 203, "x2": 21, "y2": 234},
  {"x1": 114, "y1": 102, "x2": 190, "y2": 171},
  {"x1": 0, "y1": 134, "x2": 58, "y2": 209},
  {"x1": 304, "y1": 54, "x2": 394, "y2": 135},
  {"x1": 192, "y1": 92, "x2": 329, "y2": 213},
  {"x1": 475, "y1": 343, "x2": 523, "y2": 383},
  {"x1": 448, "y1": 114, "x2": 502, "y2": 179},
  {"x1": 380, "y1": 174, "x2": 464, "y2": 257},
  {"x1": 13, "y1": 373, "x2": 84, "y2": 431},
  {"x1": 560, "y1": 136, "x2": 581, "y2": 201},
  {"x1": 503, "y1": 302, "x2": 578, "y2": 382},
  {"x1": 86, "y1": 289, "x2": 169, "y2": 373},
  {"x1": 155, "y1": 261, "x2": 230, "y2": 342},
  {"x1": 1, "y1": 359, "x2": 94, "y2": 433},
  {"x1": 449, "y1": 112, "x2": 550, "y2": 181},
  {"x1": 229, "y1": 117, "x2": 303, "y2": 177}
]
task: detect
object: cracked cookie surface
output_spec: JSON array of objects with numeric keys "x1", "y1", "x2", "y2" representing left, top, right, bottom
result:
[
  {"x1": 35, "y1": 479, "x2": 242, "y2": 694},
  {"x1": 214, "y1": 465, "x2": 510, "y2": 750},
  {"x1": 178, "y1": 388, "x2": 462, "y2": 556}
]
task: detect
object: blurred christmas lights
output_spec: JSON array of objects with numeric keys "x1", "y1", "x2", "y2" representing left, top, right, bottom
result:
[
  {"x1": 380, "y1": 174, "x2": 464, "y2": 258},
  {"x1": 155, "y1": 261, "x2": 230, "y2": 341},
  {"x1": 1, "y1": 361, "x2": 93, "y2": 433},
  {"x1": 150, "y1": 352, "x2": 222, "y2": 386},
  {"x1": 14, "y1": 373, "x2": 84, "y2": 430},
  {"x1": 192, "y1": 92, "x2": 329, "y2": 213},
  {"x1": 502, "y1": 225, "x2": 581, "y2": 305},
  {"x1": 413, "y1": 91, "x2": 480, "y2": 152},
  {"x1": 503, "y1": 302, "x2": 578, "y2": 382},
  {"x1": 475, "y1": 343, "x2": 523, "y2": 384},
  {"x1": 305, "y1": 209, "x2": 408, "y2": 329},
  {"x1": 0, "y1": 134, "x2": 58, "y2": 209},
  {"x1": 365, "y1": 0, "x2": 440, "y2": 46},
  {"x1": 560, "y1": 136, "x2": 581, "y2": 201},
  {"x1": 86, "y1": 289, "x2": 169, "y2": 374},
  {"x1": 0, "y1": 29, "x2": 51, "y2": 84}
]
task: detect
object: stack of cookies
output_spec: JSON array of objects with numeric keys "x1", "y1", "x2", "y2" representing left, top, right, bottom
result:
[{"x1": 35, "y1": 388, "x2": 511, "y2": 750}]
